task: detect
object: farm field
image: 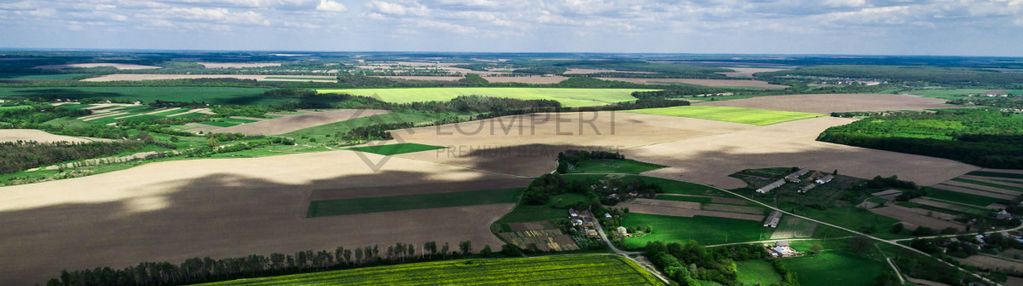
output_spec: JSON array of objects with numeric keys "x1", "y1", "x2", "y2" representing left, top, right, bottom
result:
[
  {"x1": 782, "y1": 251, "x2": 887, "y2": 286},
  {"x1": 349, "y1": 143, "x2": 446, "y2": 156},
  {"x1": 0, "y1": 87, "x2": 274, "y2": 104},
  {"x1": 597, "y1": 77, "x2": 788, "y2": 89},
  {"x1": 0, "y1": 128, "x2": 108, "y2": 143},
  {"x1": 199, "y1": 254, "x2": 663, "y2": 286},
  {"x1": 316, "y1": 87, "x2": 656, "y2": 107},
  {"x1": 566, "y1": 158, "x2": 665, "y2": 174},
  {"x1": 201, "y1": 109, "x2": 390, "y2": 135},
  {"x1": 620, "y1": 213, "x2": 772, "y2": 249},
  {"x1": 627, "y1": 105, "x2": 823, "y2": 126},
  {"x1": 82, "y1": 74, "x2": 336, "y2": 83},
  {"x1": 0, "y1": 151, "x2": 528, "y2": 285},
  {"x1": 494, "y1": 192, "x2": 589, "y2": 227},
  {"x1": 307, "y1": 188, "x2": 522, "y2": 217},
  {"x1": 699, "y1": 93, "x2": 955, "y2": 113}
]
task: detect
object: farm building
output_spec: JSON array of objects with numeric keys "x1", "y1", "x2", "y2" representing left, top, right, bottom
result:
[
  {"x1": 785, "y1": 169, "x2": 810, "y2": 183},
  {"x1": 769, "y1": 241, "x2": 799, "y2": 258},
  {"x1": 757, "y1": 180, "x2": 786, "y2": 194},
  {"x1": 814, "y1": 174, "x2": 835, "y2": 184},
  {"x1": 798, "y1": 183, "x2": 817, "y2": 193},
  {"x1": 764, "y1": 211, "x2": 782, "y2": 228}
]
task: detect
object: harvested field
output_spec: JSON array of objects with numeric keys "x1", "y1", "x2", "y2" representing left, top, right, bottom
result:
[
  {"x1": 941, "y1": 180, "x2": 1021, "y2": 196},
  {"x1": 910, "y1": 198, "x2": 979, "y2": 214},
  {"x1": 207, "y1": 109, "x2": 389, "y2": 135},
  {"x1": 627, "y1": 117, "x2": 977, "y2": 188},
  {"x1": 0, "y1": 129, "x2": 108, "y2": 143},
  {"x1": 564, "y1": 68, "x2": 656, "y2": 75},
  {"x1": 719, "y1": 67, "x2": 788, "y2": 78},
  {"x1": 598, "y1": 77, "x2": 788, "y2": 89},
  {"x1": 389, "y1": 112, "x2": 754, "y2": 177},
  {"x1": 35, "y1": 63, "x2": 160, "y2": 70},
  {"x1": 199, "y1": 62, "x2": 281, "y2": 69},
  {"x1": 702, "y1": 203, "x2": 763, "y2": 214},
  {"x1": 960, "y1": 176, "x2": 1023, "y2": 188},
  {"x1": 700, "y1": 93, "x2": 955, "y2": 113},
  {"x1": 931, "y1": 184, "x2": 1016, "y2": 200},
  {"x1": 81, "y1": 74, "x2": 336, "y2": 83},
  {"x1": 0, "y1": 151, "x2": 525, "y2": 285},
  {"x1": 868, "y1": 205, "x2": 964, "y2": 230},
  {"x1": 958, "y1": 255, "x2": 1023, "y2": 273}
]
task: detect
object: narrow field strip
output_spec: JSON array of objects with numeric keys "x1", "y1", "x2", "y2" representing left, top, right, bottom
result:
[
  {"x1": 307, "y1": 188, "x2": 522, "y2": 217},
  {"x1": 626, "y1": 105, "x2": 823, "y2": 126},
  {"x1": 198, "y1": 254, "x2": 661, "y2": 286}
]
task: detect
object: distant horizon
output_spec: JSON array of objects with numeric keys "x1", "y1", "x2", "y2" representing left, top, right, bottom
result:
[
  {"x1": 2, "y1": 47, "x2": 1022, "y2": 59},
  {"x1": 2, "y1": 1, "x2": 1022, "y2": 57}
]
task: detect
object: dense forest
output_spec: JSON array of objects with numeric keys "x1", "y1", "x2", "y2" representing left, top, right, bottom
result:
[
  {"x1": 818, "y1": 109, "x2": 1023, "y2": 168},
  {"x1": 0, "y1": 141, "x2": 147, "y2": 174}
]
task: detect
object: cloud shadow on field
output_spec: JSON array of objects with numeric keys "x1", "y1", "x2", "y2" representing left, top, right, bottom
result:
[{"x1": 0, "y1": 168, "x2": 528, "y2": 285}]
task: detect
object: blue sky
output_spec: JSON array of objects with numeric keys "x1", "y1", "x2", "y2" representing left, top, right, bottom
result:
[{"x1": 1, "y1": 0, "x2": 1022, "y2": 56}]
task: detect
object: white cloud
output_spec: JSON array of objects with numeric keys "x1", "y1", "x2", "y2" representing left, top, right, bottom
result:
[{"x1": 316, "y1": 0, "x2": 346, "y2": 12}]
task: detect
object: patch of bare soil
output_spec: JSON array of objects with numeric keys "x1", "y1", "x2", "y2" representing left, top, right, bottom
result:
[
  {"x1": 618, "y1": 199, "x2": 764, "y2": 221},
  {"x1": 0, "y1": 151, "x2": 523, "y2": 285},
  {"x1": 958, "y1": 255, "x2": 1023, "y2": 273},
  {"x1": 598, "y1": 77, "x2": 788, "y2": 89},
  {"x1": 0, "y1": 129, "x2": 109, "y2": 143},
  {"x1": 699, "y1": 93, "x2": 955, "y2": 113},
  {"x1": 215, "y1": 109, "x2": 390, "y2": 135},
  {"x1": 563, "y1": 68, "x2": 656, "y2": 75},
  {"x1": 869, "y1": 205, "x2": 964, "y2": 230}
]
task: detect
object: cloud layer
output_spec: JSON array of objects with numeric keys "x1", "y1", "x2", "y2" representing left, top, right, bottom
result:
[{"x1": 1, "y1": 0, "x2": 1022, "y2": 55}]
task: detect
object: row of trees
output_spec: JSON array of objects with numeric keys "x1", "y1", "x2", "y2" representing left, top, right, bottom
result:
[
  {"x1": 48, "y1": 240, "x2": 490, "y2": 286},
  {"x1": 645, "y1": 241, "x2": 798, "y2": 286},
  {"x1": 0, "y1": 141, "x2": 147, "y2": 174}
]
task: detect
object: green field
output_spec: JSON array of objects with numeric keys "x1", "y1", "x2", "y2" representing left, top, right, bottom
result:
[
  {"x1": 925, "y1": 187, "x2": 1008, "y2": 207},
  {"x1": 349, "y1": 143, "x2": 447, "y2": 155},
  {"x1": 308, "y1": 188, "x2": 522, "y2": 217},
  {"x1": 317, "y1": 87, "x2": 656, "y2": 107},
  {"x1": 784, "y1": 205, "x2": 905, "y2": 239},
  {"x1": 969, "y1": 170, "x2": 1023, "y2": 180},
  {"x1": 627, "y1": 106, "x2": 823, "y2": 125},
  {"x1": 621, "y1": 214, "x2": 771, "y2": 249},
  {"x1": 1, "y1": 73, "x2": 88, "y2": 81},
  {"x1": 494, "y1": 193, "x2": 589, "y2": 229},
  {"x1": 568, "y1": 159, "x2": 665, "y2": 174},
  {"x1": 736, "y1": 260, "x2": 782, "y2": 286},
  {"x1": 0, "y1": 87, "x2": 273, "y2": 105},
  {"x1": 782, "y1": 251, "x2": 886, "y2": 286},
  {"x1": 199, "y1": 254, "x2": 663, "y2": 286}
]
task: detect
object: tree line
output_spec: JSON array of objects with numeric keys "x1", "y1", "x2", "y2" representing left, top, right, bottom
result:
[
  {"x1": 0, "y1": 140, "x2": 147, "y2": 174},
  {"x1": 645, "y1": 241, "x2": 799, "y2": 286},
  {"x1": 47, "y1": 240, "x2": 510, "y2": 286}
]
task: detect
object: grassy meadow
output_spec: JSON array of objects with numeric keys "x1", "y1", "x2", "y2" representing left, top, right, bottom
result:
[
  {"x1": 621, "y1": 214, "x2": 772, "y2": 249},
  {"x1": 567, "y1": 159, "x2": 665, "y2": 174},
  {"x1": 317, "y1": 87, "x2": 656, "y2": 107},
  {"x1": 199, "y1": 254, "x2": 663, "y2": 286},
  {"x1": 736, "y1": 260, "x2": 782, "y2": 286},
  {"x1": 782, "y1": 251, "x2": 887, "y2": 286},
  {"x1": 627, "y1": 105, "x2": 823, "y2": 125},
  {"x1": 349, "y1": 143, "x2": 446, "y2": 155}
]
